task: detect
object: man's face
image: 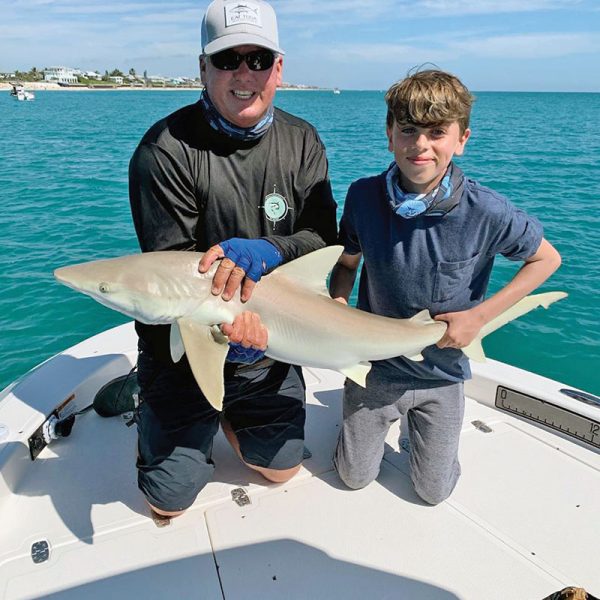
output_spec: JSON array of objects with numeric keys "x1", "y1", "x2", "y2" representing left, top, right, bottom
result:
[
  {"x1": 200, "y1": 45, "x2": 283, "y2": 128},
  {"x1": 387, "y1": 121, "x2": 470, "y2": 194}
]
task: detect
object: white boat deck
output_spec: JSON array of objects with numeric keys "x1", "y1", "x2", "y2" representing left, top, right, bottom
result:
[{"x1": 0, "y1": 323, "x2": 598, "y2": 599}]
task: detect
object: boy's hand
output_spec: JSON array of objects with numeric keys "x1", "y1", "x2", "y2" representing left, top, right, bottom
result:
[{"x1": 434, "y1": 308, "x2": 486, "y2": 350}]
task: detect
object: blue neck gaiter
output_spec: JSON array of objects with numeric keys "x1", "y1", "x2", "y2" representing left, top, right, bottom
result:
[
  {"x1": 385, "y1": 161, "x2": 465, "y2": 218},
  {"x1": 200, "y1": 90, "x2": 274, "y2": 141}
]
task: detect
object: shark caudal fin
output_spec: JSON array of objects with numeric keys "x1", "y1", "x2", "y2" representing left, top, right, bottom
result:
[{"x1": 462, "y1": 291, "x2": 567, "y2": 363}]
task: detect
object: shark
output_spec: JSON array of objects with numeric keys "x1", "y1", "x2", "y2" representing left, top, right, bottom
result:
[{"x1": 54, "y1": 246, "x2": 566, "y2": 410}]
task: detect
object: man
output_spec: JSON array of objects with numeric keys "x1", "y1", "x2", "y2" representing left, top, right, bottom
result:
[{"x1": 129, "y1": 0, "x2": 337, "y2": 517}]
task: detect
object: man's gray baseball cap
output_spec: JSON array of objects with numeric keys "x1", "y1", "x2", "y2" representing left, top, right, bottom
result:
[{"x1": 202, "y1": 0, "x2": 284, "y2": 56}]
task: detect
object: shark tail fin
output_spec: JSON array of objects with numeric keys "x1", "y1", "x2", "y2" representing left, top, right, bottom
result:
[
  {"x1": 462, "y1": 291, "x2": 567, "y2": 363},
  {"x1": 479, "y1": 291, "x2": 567, "y2": 339}
]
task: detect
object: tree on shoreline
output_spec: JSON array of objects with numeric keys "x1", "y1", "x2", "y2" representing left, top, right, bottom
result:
[{"x1": 8, "y1": 67, "x2": 43, "y2": 82}]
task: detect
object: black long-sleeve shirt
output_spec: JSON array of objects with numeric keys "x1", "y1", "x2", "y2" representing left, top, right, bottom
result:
[{"x1": 129, "y1": 100, "x2": 338, "y2": 363}]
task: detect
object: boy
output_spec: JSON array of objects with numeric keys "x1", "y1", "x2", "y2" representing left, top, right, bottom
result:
[{"x1": 329, "y1": 69, "x2": 561, "y2": 505}]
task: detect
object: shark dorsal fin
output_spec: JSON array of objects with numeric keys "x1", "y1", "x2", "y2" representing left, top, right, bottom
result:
[{"x1": 274, "y1": 245, "x2": 344, "y2": 294}]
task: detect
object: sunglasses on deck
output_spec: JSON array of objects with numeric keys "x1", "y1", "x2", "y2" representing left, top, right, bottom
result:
[{"x1": 209, "y1": 49, "x2": 276, "y2": 72}]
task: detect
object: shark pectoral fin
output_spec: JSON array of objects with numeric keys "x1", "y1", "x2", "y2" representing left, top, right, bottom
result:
[
  {"x1": 406, "y1": 353, "x2": 424, "y2": 362},
  {"x1": 209, "y1": 324, "x2": 229, "y2": 345},
  {"x1": 340, "y1": 362, "x2": 371, "y2": 387},
  {"x1": 169, "y1": 322, "x2": 185, "y2": 363},
  {"x1": 177, "y1": 318, "x2": 229, "y2": 411},
  {"x1": 462, "y1": 339, "x2": 487, "y2": 363}
]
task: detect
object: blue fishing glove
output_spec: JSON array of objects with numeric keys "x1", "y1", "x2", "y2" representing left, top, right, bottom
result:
[
  {"x1": 218, "y1": 238, "x2": 282, "y2": 282},
  {"x1": 226, "y1": 341, "x2": 266, "y2": 364}
]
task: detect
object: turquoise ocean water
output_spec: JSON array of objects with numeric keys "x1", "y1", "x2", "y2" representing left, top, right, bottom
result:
[{"x1": 1, "y1": 90, "x2": 599, "y2": 394}]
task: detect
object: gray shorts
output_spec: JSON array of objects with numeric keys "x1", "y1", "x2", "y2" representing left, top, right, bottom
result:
[
  {"x1": 334, "y1": 363, "x2": 464, "y2": 505},
  {"x1": 135, "y1": 342, "x2": 306, "y2": 512}
]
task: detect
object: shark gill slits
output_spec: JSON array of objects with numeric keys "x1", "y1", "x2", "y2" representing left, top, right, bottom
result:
[{"x1": 99, "y1": 283, "x2": 110, "y2": 294}]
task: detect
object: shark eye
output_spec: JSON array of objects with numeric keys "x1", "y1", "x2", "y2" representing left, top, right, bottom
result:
[{"x1": 99, "y1": 282, "x2": 110, "y2": 294}]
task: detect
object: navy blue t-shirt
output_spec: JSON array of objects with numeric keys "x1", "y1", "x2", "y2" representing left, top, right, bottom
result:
[{"x1": 339, "y1": 168, "x2": 543, "y2": 383}]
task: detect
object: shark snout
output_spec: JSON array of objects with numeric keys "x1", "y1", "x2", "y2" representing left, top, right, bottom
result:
[
  {"x1": 54, "y1": 265, "x2": 77, "y2": 287},
  {"x1": 54, "y1": 266, "x2": 73, "y2": 284},
  {"x1": 55, "y1": 264, "x2": 87, "y2": 289},
  {"x1": 54, "y1": 263, "x2": 108, "y2": 297}
]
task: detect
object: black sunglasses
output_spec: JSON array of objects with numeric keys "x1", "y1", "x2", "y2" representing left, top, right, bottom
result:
[{"x1": 210, "y1": 48, "x2": 276, "y2": 72}]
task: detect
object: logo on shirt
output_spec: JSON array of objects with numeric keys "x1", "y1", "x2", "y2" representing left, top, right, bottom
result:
[
  {"x1": 262, "y1": 186, "x2": 290, "y2": 225},
  {"x1": 225, "y1": 2, "x2": 261, "y2": 28}
]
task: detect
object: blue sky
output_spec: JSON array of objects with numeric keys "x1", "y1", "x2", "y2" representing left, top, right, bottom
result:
[{"x1": 1, "y1": 0, "x2": 600, "y2": 91}]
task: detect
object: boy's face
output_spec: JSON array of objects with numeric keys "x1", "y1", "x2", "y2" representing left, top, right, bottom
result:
[{"x1": 387, "y1": 121, "x2": 470, "y2": 194}]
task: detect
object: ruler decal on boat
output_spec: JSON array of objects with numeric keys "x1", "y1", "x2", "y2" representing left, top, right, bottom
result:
[{"x1": 495, "y1": 386, "x2": 600, "y2": 449}]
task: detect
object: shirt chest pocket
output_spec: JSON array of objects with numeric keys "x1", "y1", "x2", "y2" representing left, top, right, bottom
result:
[{"x1": 433, "y1": 254, "x2": 480, "y2": 303}]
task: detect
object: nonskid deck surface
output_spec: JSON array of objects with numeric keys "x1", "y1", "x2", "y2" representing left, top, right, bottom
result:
[{"x1": 0, "y1": 324, "x2": 598, "y2": 599}]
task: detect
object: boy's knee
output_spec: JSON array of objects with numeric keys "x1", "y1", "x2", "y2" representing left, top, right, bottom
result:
[
  {"x1": 339, "y1": 473, "x2": 375, "y2": 490},
  {"x1": 414, "y1": 485, "x2": 449, "y2": 506},
  {"x1": 334, "y1": 458, "x2": 378, "y2": 490},
  {"x1": 412, "y1": 476, "x2": 458, "y2": 505}
]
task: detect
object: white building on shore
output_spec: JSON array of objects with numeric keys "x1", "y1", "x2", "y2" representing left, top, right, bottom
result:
[
  {"x1": 84, "y1": 71, "x2": 102, "y2": 81},
  {"x1": 44, "y1": 66, "x2": 78, "y2": 84}
]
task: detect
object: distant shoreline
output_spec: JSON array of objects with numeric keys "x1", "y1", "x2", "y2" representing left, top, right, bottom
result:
[{"x1": 0, "y1": 81, "x2": 324, "y2": 92}]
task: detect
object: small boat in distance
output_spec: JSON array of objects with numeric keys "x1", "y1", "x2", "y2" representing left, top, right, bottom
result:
[
  {"x1": 10, "y1": 82, "x2": 35, "y2": 101},
  {"x1": 333, "y1": 87, "x2": 341, "y2": 94}
]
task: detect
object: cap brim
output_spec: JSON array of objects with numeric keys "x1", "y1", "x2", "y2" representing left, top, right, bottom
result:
[{"x1": 204, "y1": 33, "x2": 284, "y2": 56}]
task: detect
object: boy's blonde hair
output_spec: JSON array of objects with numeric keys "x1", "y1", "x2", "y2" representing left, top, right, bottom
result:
[{"x1": 385, "y1": 69, "x2": 474, "y2": 133}]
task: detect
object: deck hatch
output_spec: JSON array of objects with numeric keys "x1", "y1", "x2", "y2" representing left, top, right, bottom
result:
[
  {"x1": 231, "y1": 488, "x2": 251, "y2": 506},
  {"x1": 495, "y1": 386, "x2": 600, "y2": 449},
  {"x1": 31, "y1": 540, "x2": 50, "y2": 564},
  {"x1": 471, "y1": 420, "x2": 493, "y2": 433}
]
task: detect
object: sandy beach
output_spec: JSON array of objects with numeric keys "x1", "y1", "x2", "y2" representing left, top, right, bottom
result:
[
  {"x1": 1, "y1": 81, "x2": 320, "y2": 92},
  {"x1": 0, "y1": 81, "x2": 202, "y2": 91},
  {"x1": 1, "y1": 81, "x2": 62, "y2": 90}
]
